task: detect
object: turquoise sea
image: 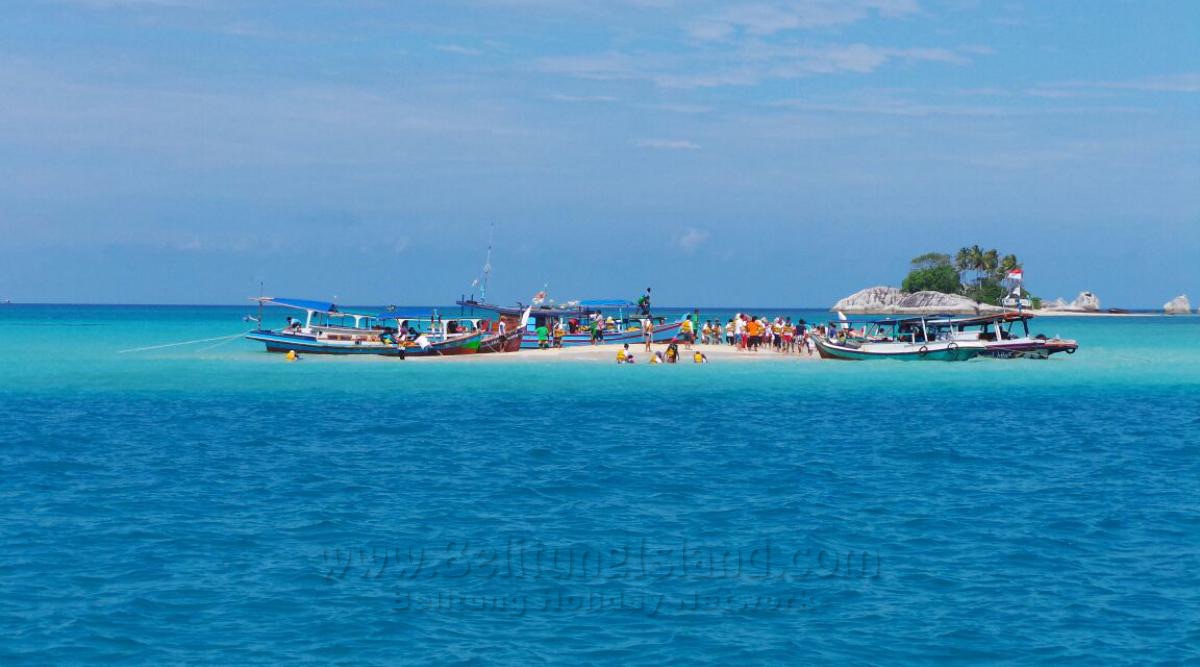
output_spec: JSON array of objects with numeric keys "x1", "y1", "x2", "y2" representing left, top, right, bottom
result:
[{"x1": 2, "y1": 304, "x2": 1198, "y2": 664}]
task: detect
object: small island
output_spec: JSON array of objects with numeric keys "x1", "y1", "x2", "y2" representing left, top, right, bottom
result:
[{"x1": 834, "y1": 247, "x2": 1107, "y2": 315}]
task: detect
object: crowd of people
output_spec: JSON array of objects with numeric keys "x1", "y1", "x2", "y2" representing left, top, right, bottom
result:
[
  {"x1": 530, "y1": 285, "x2": 835, "y2": 360},
  {"x1": 690, "y1": 314, "x2": 821, "y2": 356}
]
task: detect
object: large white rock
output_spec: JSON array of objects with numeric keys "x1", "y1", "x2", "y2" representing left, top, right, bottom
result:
[
  {"x1": 832, "y1": 286, "x2": 903, "y2": 313},
  {"x1": 1164, "y1": 294, "x2": 1192, "y2": 314},
  {"x1": 1069, "y1": 291, "x2": 1101, "y2": 311},
  {"x1": 831, "y1": 287, "x2": 996, "y2": 314},
  {"x1": 893, "y1": 291, "x2": 988, "y2": 314}
]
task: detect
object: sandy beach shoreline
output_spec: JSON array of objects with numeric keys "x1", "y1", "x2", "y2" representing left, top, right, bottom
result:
[{"x1": 403, "y1": 342, "x2": 821, "y2": 363}]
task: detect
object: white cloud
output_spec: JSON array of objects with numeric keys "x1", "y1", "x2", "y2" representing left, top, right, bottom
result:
[
  {"x1": 436, "y1": 44, "x2": 484, "y2": 56},
  {"x1": 675, "y1": 227, "x2": 711, "y2": 253},
  {"x1": 535, "y1": 52, "x2": 637, "y2": 80},
  {"x1": 645, "y1": 103, "x2": 713, "y2": 113},
  {"x1": 54, "y1": 0, "x2": 199, "y2": 8},
  {"x1": 548, "y1": 93, "x2": 619, "y2": 103},
  {"x1": 1060, "y1": 73, "x2": 1200, "y2": 94},
  {"x1": 536, "y1": 43, "x2": 974, "y2": 89},
  {"x1": 1024, "y1": 88, "x2": 1114, "y2": 100},
  {"x1": 686, "y1": 0, "x2": 920, "y2": 41},
  {"x1": 635, "y1": 139, "x2": 700, "y2": 150},
  {"x1": 771, "y1": 87, "x2": 1153, "y2": 117}
]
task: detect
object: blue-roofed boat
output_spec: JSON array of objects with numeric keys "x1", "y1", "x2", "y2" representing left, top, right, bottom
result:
[
  {"x1": 246, "y1": 298, "x2": 486, "y2": 357},
  {"x1": 456, "y1": 297, "x2": 684, "y2": 349}
]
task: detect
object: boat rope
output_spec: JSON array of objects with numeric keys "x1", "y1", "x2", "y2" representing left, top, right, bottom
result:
[
  {"x1": 194, "y1": 334, "x2": 245, "y2": 354},
  {"x1": 117, "y1": 330, "x2": 251, "y2": 354}
]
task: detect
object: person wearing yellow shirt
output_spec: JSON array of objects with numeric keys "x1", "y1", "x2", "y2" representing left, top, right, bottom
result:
[
  {"x1": 553, "y1": 321, "x2": 566, "y2": 348},
  {"x1": 617, "y1": 343, "x2": 636, "y2": 364},
  {"x1": 680, "y1": 317, "x2": 694, "y2": 350}
]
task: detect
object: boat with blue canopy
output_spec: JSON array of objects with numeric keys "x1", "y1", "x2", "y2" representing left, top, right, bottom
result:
[
  {"x1": 456, "y1": 296, "x2": 684, "y2": 349},
  {"x1": 246, "y1": 297, "x2": 487, "y2": 356}
]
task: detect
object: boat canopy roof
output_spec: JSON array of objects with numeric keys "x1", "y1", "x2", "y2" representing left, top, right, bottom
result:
[
  {"x1": 870, "y1": 317, "x2": 933, "y2": 326},
  {"x1": 373, "y1": 307, "x2": 438, "y2": 320},
  {"x1": 256, "y1": 298, "x2": 456, "y2": 322},
  {"x1": 256, "y1": 297, "x2": 339, "y2": 313},
  {"x1": 928, "y1": 312, "x2": 1034, "y2": 326},
  {"x1": 578, "y1": 299, "x2": 636, "y2": 307}
]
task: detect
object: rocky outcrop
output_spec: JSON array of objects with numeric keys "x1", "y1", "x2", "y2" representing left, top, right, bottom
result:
[
  {"x1": 1069, "y1": 291, "x2": 1101, "y2": 311},
  {"x1": 894, "y1": 291, "x2": 992, "y2": 314},
  {"x1": 833, "y1": 286, "x2": 903, "y2": 313},
  {"x1": 1044, "y1": 292, "x2": 1102, "y2": 312},
  {"x1": 1164, "y1": 294, "x2": 1192, "y2": 314},
  {"x1": 832, "y1": 287, "x2": 995, "y2": 314}
]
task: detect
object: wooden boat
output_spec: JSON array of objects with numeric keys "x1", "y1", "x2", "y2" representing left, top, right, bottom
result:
[
  {"x1": 815, "y1": 316, "x2": 986, "y2": 361},
  {"x1": 457, "y1": 298, "x2": 684, "y2": 349},
  {"x1": 816, "y1": 336, "x2": 985, "y2": 361},
  {"x1": 477, "y1": 307, "x2": 531, "y2": 354},
  {"x1": 246, "y1": 298, "x2": 485, "y2": 357},
  {"x1": 927, "y1": 312, "x2": 1078, "y2": 359}
]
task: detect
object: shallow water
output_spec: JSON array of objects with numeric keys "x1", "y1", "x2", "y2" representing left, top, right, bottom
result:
[{"x1": 1, "y1": 305, "x2": 1198, "y2": 664}]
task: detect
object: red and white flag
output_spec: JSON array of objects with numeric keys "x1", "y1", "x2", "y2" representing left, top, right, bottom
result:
[{"x1": 1007, "y1": 268, "x2": 1024, "y2": 281}]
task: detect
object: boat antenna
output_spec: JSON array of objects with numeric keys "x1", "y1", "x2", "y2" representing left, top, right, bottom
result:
[{"x1": 257, "y1": 280, "x2": 264, "y2": 326}]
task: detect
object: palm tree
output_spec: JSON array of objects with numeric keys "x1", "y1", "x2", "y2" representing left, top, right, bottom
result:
[
  {"x1": 954, "y1": 247, "x2": 973, "y2": 285},
  {"x1": 969, "y1": 245, "x2": 985, "y2": 285},
  {"x1": 982, "y1": 249, "x2": 1000, "y2": 280},
  {"x1": 999, "y1": 254, "x2": 1020, "y2": 276}
]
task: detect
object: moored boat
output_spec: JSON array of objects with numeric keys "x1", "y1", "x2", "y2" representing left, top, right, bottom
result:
[
  {"x1": 816, "y1": 316, "x2": 986, "y2": 361},
  {"x1": 476, "y1": 307, "x2": 531, "y2": 354},
  {"x1": 246, "y1": 298, "x2": 486, "y2": 357},
  {"x1": 927, "y1": 312, "x2": 1079, "y2": 359},
  {"x1": 816, "y1": 337, "x2": 985, "y2": 361},
  {"x1": 458, "y1": 297, "x2": 684, "y2": 349}
]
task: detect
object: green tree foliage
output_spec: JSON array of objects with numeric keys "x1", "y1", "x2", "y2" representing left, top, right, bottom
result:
[
  {"x1": 910, "y1": 252, "x2": 952, "y2": 270},
  {"x1": 917, "y1": 247, "x2": 1033, "y2": 305},
  {"x1": 902, "y1": 264, "x2": 962, "y2": 294},
  {"x1": 962, "y1": 279, "x2": 1006, "y2": 306}
]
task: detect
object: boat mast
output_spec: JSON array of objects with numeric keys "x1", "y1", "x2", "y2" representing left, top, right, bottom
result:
[{"x1": 481, "y1": 222, "x2": 494, "y2": 303}]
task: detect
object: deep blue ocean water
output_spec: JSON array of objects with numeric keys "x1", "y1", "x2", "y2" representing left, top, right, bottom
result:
[{"x1": 2, "y1": 304, "x2": 1198, "y2": 664}]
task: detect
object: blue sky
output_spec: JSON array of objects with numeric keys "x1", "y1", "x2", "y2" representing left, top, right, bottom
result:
[{"x1": 1, "y1": 0, "x2": 1197, "y2": 307}]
